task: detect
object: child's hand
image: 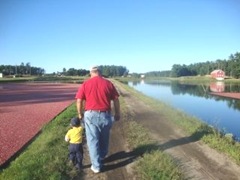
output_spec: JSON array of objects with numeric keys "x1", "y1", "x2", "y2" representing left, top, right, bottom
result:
[
  {"x1": 78, "y1": 113, "x2": 83, "y2": 120},
  {"x1": 65, "y1": 136, "x2": 70, "y2": 142}
]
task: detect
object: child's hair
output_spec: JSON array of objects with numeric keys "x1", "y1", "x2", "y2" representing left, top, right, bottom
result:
[{"x1": 71, "y1": 117, "x2": 80, "y2": 127}]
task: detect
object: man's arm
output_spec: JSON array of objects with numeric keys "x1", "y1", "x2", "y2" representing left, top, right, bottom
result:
[
  {"x1": 76, "y1": 98, "x2": 84, "y2": 120},
  {"x1": 113, "y1": 98, "x2": 120, "y2": 121}
]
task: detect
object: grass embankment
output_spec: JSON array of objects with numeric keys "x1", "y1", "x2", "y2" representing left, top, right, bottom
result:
[
  {"x1": 115, "y1": 80, "x2": 240, "y2": 166},
  {"x1": 0, "y1": 76, "x2": 87, "y2": 83},
  {"x1": 117, "y1": 75, "x2": 240, "y2": 85},
  {"x1": 33, "y1": 76, "x2": 87, "y2": 83},
  {"x1": 0, "y1": 77, "x2": 35, "y2": 83}
]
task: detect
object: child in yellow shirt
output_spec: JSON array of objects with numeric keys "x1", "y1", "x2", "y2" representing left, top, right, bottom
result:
[{"x1": 65, "y1": 117, "x2": 84, "y2": 170}]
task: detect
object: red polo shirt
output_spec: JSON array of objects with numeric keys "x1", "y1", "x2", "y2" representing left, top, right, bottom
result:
[{"x1": 75, "y1": 76, "x2": 119, "y2": 111}]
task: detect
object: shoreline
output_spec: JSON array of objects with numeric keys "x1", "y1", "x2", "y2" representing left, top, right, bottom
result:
[{"x1": 209, "y1": 92, "x2": 240, "y2": 100}]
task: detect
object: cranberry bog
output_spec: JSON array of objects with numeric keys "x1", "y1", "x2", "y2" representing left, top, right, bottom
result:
[{"x1": 0, "y1": 82, "x2": 80, "y2": 166}]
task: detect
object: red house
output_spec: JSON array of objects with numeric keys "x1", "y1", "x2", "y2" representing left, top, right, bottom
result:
[{"x1": 210, "y1": 69, "x2": 225, "y2": 80}]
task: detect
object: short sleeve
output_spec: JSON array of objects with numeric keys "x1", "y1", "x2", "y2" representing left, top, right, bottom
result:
[
  {"x1": 110, "y1": 83, "x2": 119, "y2": 100},
  {"x1": 75, "y1": 84, "x2": 85, "y2": 99}
]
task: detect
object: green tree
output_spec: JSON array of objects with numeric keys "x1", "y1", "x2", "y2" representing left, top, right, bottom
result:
[{"x1": 62, "y1": 68, "x2": 67, "y2": 75}]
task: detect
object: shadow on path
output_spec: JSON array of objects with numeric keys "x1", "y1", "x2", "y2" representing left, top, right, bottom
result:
[{"x1": 98, "y1": 127, "x2": 207, "y2": 172}]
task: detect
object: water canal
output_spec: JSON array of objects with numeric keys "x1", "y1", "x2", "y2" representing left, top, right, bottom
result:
[{"x1": 128, "y1": 80, "x2": 240, "y2": 140}]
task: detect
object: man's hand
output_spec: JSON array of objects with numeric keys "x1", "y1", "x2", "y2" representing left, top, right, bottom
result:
[
  {"x1": 76, "y1": 98, "x2": 84, "y2": 120},
  {"x1": 78, "y1": 113, "x2": 83, "y2": 120},
  {"x1": 114, "y1": 114, "x2": 120, "y2": 121}
]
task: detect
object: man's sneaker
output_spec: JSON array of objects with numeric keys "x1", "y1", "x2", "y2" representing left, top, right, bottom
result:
[{"x1": 91, "y1": 165, "x2": 100, "y2": 173}]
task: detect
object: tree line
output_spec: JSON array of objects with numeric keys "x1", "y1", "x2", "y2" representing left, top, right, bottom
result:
[
  {"x1": 60, "y1": 65, "x2": 128, "y2": 77},
  {"x1": 0, "y1": 63, "x2": 128, "y2": 77},
  {"x1": 0, "y1": 63, "x2": 45, "y2": 76},
  {"x1": 145, "y1": 52, "x2": 240, "y2": 78},
  {"x1": 2, "y1": 52, "x2": 239, "y2": 78}
]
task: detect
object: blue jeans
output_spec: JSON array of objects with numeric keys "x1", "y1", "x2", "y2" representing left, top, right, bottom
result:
[
  {"x1": 69, "y1": 143, "x2": 83, "y2": 169},
  {"x1": 84, "y1": 110, "x2": 112, "y2": 170}
]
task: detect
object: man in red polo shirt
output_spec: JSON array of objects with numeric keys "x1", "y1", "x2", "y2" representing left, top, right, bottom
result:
[{"x1": 75, "y1": 65, "x2": 120, "y2": 173}]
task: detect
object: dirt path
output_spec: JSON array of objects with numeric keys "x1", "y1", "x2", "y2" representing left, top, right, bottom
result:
[{"x1": 81, "y1": 82, "x2": 240, "y2": 180}]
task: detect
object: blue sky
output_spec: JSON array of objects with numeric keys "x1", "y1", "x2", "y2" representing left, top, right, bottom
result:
[{"x1": 1, "y1": 0, "x2": 239, "y2": 73}]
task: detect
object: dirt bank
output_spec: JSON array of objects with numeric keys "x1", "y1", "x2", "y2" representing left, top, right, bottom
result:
[
  {"x1": 81, "y1": 82, "x2": 240, "y2": 180},
  {"x1": 210, "y1": 92, "x2": 240, "y2": 100}
]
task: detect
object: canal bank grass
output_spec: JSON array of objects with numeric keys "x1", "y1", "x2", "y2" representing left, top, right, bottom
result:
[
  {"x1": 115, "y1": 80, "x2": 240, "y2": 166},
  {"x1": 126, "y1": 121, "x2": 183, "y2": 180}
]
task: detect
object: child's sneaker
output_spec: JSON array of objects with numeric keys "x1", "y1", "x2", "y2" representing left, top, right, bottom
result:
[{"x1": 75, "y1": 163, "x2": 83, "y2": 170}]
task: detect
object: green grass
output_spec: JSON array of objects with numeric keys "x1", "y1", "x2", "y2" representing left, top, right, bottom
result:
[
  {"x1": 0, "y1": 77, "x2": 34, "y2": 83},
  {"x1": 116, "y1": 76, "x2": 240, "y2": 85},
  {"x1": 125, "y1": 121, "x2": 183, "y2": 180},
  {"x1": 33, "y1": 76, "x2": 87, "y2": 83},
  {"x1": 136, "y1": 151, "x2": 183, "y2": 180},
  {"x1": 0, "y1": 103, "x2": 81, "y2": 180},
  {"x1": 0, "y1": 76, "x2": 87, "y2": 83},
  {"x1": 201, "y1": 132, "x2": 240, "y2": 162}
]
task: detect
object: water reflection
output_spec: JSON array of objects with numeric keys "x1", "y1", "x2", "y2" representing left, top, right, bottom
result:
[
  {"x1": 128, "y1": 79, "x2": 240, "y2": 140},
  {"x1": 142, "y1": 80, "x2": 240, "y2": 111},
  {"x1": 210, "y1": 82, "x2": 225, "y2": 92}
]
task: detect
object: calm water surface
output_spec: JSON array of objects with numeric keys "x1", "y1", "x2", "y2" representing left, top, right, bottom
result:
[{"x1": 129, "y1": 80, "x2": 240, "y2": 140}]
